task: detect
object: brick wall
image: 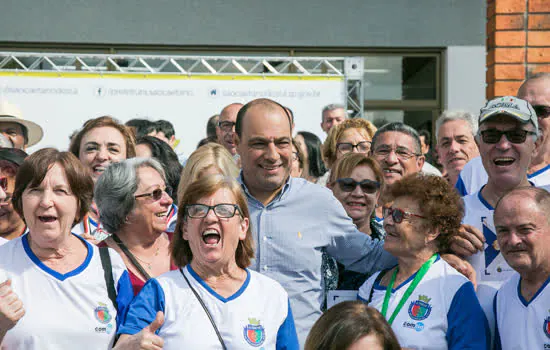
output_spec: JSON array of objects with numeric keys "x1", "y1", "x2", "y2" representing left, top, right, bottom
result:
[{"x1": 487, "y1": 0, "x2": 550, "y2": 98}]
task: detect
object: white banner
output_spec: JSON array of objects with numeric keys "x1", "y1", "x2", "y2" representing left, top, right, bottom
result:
[{"x1": 0, "y1": 75, "x2": 345, "y2": 157}]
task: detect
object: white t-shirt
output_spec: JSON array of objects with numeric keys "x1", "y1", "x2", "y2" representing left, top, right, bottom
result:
[
  {"x1": 357, "y1": 257, "x2": 489, "y2": 350},
  {"x1": 0, "y1": 233, "x2": 134, "y2": 349},
  {"x1": 494, "y1": 273, "x2": 550, "y2": 349},
  {"x1": 119, "y1": 265, "x2": 299, "y2": 350}
]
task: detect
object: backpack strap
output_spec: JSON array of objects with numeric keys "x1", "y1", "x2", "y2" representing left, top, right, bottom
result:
[{"x1": 99, "y1": 247, "x2": 118, "y2": 311}]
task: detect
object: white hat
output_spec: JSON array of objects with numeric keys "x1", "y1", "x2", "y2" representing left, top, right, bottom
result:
[
  {"x1": 0, "y1": 101, "x2": 43, "y2": 147},
  {"x1": 479, "y1": 96, "x2": 538, "y2": 131}
]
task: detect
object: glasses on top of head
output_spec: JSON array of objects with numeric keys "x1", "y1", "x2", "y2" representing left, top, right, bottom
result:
[
  {"x1": 336, "y1": 141, "x2": 371, "y2": 154},
  {"x1": 533, "y1": 105, "x2": 550, "y2": 119},
  {"x1": 134, "y1": 187, "x2": 172, "y2": 201},
  {"x1": 373, "y1": 146, "x2": 419, "y2": 160},
  {"x1": 185, "y1": 203, "x2": 241, "y2": 219},
  {"x1": 218, "y1": 121, "x2": 236, "y2": 132},
  {"x1": 335, "y1": 178, "x2": 380, "y2": 194},
  {"x1": 382, "y1": 206, "x2": 426, "y2": 224},
  {"x1": 479, "y1": 129, "x2": 537, "y2": 144}
]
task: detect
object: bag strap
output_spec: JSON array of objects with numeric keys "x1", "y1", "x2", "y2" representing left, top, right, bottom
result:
[
  {"x1": 111, "y1": 234, "x2": 152, "y2": 281},
  {"x1": 180, "y1": 267, "x2": 227, "y2": 350},
  {"x1": 99, "y1": 247, "x2": 120, "y2": 343}
]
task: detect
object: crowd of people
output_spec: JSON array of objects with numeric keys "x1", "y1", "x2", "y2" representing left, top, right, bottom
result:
[{"x1": 0, "y1": 72, "x2": 548, "y2": 349}]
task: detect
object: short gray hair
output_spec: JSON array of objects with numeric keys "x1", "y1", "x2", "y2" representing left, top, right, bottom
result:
[
  {"x1": 95, "y1": 157, "x2": 166, "y2": 233},
  {"x1": 321, "y1": 103, "x2": 346, "y2": 122},
  {"x1": 435, "y1": 110, "x2": 478, "y2": 141},
  {"x1": 371, "y1": 122, "x2": 422, "y2": 154}
]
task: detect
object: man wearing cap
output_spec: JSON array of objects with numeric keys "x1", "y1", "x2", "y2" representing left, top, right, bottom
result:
[
  {"x1": 0, "y1": 101, "x2": 43, "y2": 149},
  {"x1": 0, "y1": 148, "x2": 27, "y2": 245},
  {"x1": 461, "y1": 96, "x2": 549, "y2": 339}
]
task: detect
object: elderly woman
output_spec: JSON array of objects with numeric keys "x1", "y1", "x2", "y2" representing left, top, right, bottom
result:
[
  {"x1": 295, "y1": 131, "x2": 327, "y2": 184},
  {"x1": 0, "y1": 148, "x2": 133, "y2": 348},
  {"x1": 358, "y1": 174, "x2": 489, "y2": 349},
  {"x1": 305, "y1": 301, "x2": 400, "y2": 350},
  {"x1": 70, "y1": 116, "x2": 136, "y2": 240},
  {"x1": 95, "y1": 158, "x2": 176, "y2": 295},
  {"x1": 115, "y1": 175, "x2": 299, "y2": 349},
  {"x1": 327, "y1": 153, "x2": 384, "y2": 290}
]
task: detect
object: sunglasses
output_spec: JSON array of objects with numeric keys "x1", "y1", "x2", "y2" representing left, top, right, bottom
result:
[
  {"x1": 382, "y1": 206, "x2": 426, "y2": 223},
  {"x1": 479, "y1": 129, "x2": 537, "y2": 144},
  {"x1": 185, "y1": 203, "x2": 241, "y2": 219},
  {"x1": 134, "y1": 187, "x2": 172, "y2": 201},
  {"x1": 335, "y1": 178, "x2": 380, "y2": 194},
  {"x1": 533, "y1": 105, "x2": 550, "y2": 119}
]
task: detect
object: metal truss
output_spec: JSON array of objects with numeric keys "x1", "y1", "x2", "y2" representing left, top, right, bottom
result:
[{"x1": 0, "y1": 52, "x2": 364, "y2": 117}]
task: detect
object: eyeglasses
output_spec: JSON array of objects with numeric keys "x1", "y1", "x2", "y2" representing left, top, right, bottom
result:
[
  {"x1": 185, "y1": 203, "x2": 241, "y2": 219},
  {"x1": 336, "y1": 141, "x2": 371, "y2": 154},
  {"x1": 382, "y1": 206, "x2": 426, "y2": 223},
  {"x1": 373, "y1": 146, "x2": 419, "y2": 160},
  {"x1": 218, "y1": 121, "x2": 236, "y2": 132},
  {"x1": 134, "y1": 187, "x2": 172, "y2": 201},
  {"x1": 533, "y1": 105, "x2": 550, "y2": 119},
  {"x1": 335, "y1": 178, "x2": 380, "y2": 194},
  {"x1": 479, "y1": 129, "x2": 537, "y2": 144}
]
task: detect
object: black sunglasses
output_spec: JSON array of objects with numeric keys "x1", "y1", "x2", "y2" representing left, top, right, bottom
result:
[
  {"x1": 335, "y1": 178, "x2": 380, "y2": 194},
  {"x1": 533, "y1": 105, "x2": 550, "y2": 119},
  {"x1": 479, "y1": 129, "x2": 537, "y2": 144},
  {"x1": 135, "y1": 187, "x2": 172, "y2": 201},
  {"x1": 382, "y1": 206, "x2": 425, "y2": 224}
]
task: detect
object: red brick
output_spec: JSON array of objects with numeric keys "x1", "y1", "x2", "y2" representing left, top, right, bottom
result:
[
  {"x1": 528, "y1": 31, "x2": 550, "y2": 46},
  {"x1": 494, "y1": 48, "x2": 526, "y2": 63},
  {"x1": 529, "y1": 0, "x2": 550, "y2": 13},
  {"x1": 495, "y1": 0, "x2": 526, "y2": 14},
  {"x1": 529, "y1": 14, "x2": 550, "y2": 30},
  {"x1": 529, "y1": 64, "x2": 550, "y2": 75},
  {"x1": 495, "y1": 64, "x2": 526, "y2": 80},
  {"x1": 496, "y1": 14, "x2": 525, "y2": 30},
  {"x1": 494, "y1": 81, "x2": 524, "y2": 96},
  {"x1": 528, "y1": 48, "x2": 550, "y2": 63},
  {"x1": 495, "y1": 31, "x2": 526, "y2": 46}
]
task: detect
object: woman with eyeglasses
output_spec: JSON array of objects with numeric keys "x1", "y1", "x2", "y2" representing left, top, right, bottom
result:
[
  {"x1": 327, "y1": 153, "x2": 385, "y2": 290},
  {"x1": 357, "y1": 174, "x2": 489, "y2": 349},
  {"x1": 115, "y1": 175, "x2": 299, "y2": 350},
  {"x1": 95, "y1": 158, "x2": 177, "y2": 295}
]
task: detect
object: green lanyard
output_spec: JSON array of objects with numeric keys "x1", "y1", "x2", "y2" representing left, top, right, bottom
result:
[{"x1": 381, "y1": 254, "x2": 438, "y2": 326}]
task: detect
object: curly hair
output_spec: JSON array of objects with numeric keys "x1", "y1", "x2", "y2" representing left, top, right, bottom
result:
[
  {"x1": 323, "y1": 118, "x2": 377, "y2": 168},
  {"x1": 387, "y1": 173, "x2": 463, "y2": 252}
]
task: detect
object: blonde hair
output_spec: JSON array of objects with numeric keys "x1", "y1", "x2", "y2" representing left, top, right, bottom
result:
[
  {"x1": 323, "y1": 119, "x2": 377, "y2": 168},
  {"x1": 177, "y1": 143, "x2": 239, "y2": 205}
]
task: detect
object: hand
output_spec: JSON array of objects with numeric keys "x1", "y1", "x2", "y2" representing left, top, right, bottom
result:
[
  {"x1": 0, "y1": 280, "x2": 25, "y2": 332},
  {"x1": 449, "y1": 224, "x2": 485, "y2": 257},
  {"x1": 440, "y1": 254, "x2": 478, "y2": 290},
  {"x1": 116, "y1": 311, "x2": 165, "y2": 350}
]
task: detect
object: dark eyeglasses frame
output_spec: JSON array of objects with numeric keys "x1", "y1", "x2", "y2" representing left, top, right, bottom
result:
[
  {"x1": 134, "y1": 187, "x2": 172, "y2": 201},
  {"x1": 533, "y1": 105, "x2": 550, "y2": 119},
  {"x1": 479, "y1": 129, "x2": 537, "y2": 144},
  {"x1": 217, "y1": 121, "x2": 236, "y2": 132},
  {"x1": 382, "y1": 206, "x2": 426, "y2": 223},
  {"x1": 335, "y1": 178, "x2": 380, "y2": 194},
  {"x1": 336, "y1": 141, "x2": 371, "y2": 153},
  {"x1": 373, "y1": 147, "x2": 420, "y2": 160},
  {"x1": 185, "y1": 203, "x2": 241, "y2": 219}
]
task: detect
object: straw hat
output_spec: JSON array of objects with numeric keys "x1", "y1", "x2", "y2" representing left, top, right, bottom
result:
[{"x1": 0, "y1": 101, "x2": 43, "y2": 147}]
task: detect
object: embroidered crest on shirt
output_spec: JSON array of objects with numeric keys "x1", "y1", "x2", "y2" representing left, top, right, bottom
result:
[
  {"x1": 243, "y1": 317, "x2": 266, "y2": 347},
  {"x1": 408, "y1": 295, "x2": 432, "y2": 321},
  {"x1": 544, "y1": 311, "x2": 550, "y2": 339},
  {"x1": 94, "y1": 302, "x2": 112, "y2": 324}
]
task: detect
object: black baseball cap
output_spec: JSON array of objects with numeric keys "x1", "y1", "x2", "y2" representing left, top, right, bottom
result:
[{"x1": 0, "y1": 147, "x2": 28, "y2": 166}]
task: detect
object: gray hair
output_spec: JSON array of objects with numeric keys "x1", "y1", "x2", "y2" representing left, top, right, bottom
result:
[
  {"x1": 321, "y1": 103, "x2": 346, "y2": 122},
  {"x1": 435, "y1": 110, "x2": 478, "y2": 140},
  {"x1": 371, "y1": 122, "x2": 422, "y2": 154},
  {"x1": 95, "y1": 157, "x2": 166, "y2": 233}
]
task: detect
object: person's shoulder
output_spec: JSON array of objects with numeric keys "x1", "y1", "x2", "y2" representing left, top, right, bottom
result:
[
  {"x1": 357, "y1": 270, "x2": 382, "y2": 301},
  {"x1": 248, "y1": 269, "x2": 289, "y2": 298},
  {"x1": 288, "y1": 177, "x2": 336, "y2": 202},
  {"x1": 437, "y1": 258, "x2": 473, "y2": 290},
  {"x1": 422, "y1": 162, "x2": 442, "y2": 176},
  {"x1": 0, "y1": 236, "x2": 23, "y2": 261},
  {"x1": 497, "y1": 272, "x2": 520, "y2": 296}
]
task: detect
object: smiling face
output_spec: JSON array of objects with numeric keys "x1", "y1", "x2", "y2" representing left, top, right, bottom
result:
[
  {"x1": 183, "y1": 188, "x2": 249, "y2": 268},
  {"x1": 518, "y1": 77, "x2": 550, "y2": 137},
  {"x1": 237, "y1": 103, "x2": 292, "y2": 204},
  {"x1": 436, "y1": 119, "x2": 479, "y2": 180},
  {"x1": 372, "y1": 131, "x2": 424, "y2": 186},
  {"x1": 127, "y1": 166, "x2": 173, "y2": 235},
  {"x1": 477, "y1": 116, "x2": 538, "y2": 188},
  {"x1": 331, "y1": 165, "x2": 379, "y2": 224},
  {"x1": 216, "y1": 104, "x2": 242, "y2": 156},
  {"x1": 78, "y1": 126, "x2": 128, "y2": 182},
  {"x1": 22, "y1": 163, "x2": 79, "y2": 246},
  {"x1": 495, "y1": 193, "x2": 550, "y2": 275}
]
